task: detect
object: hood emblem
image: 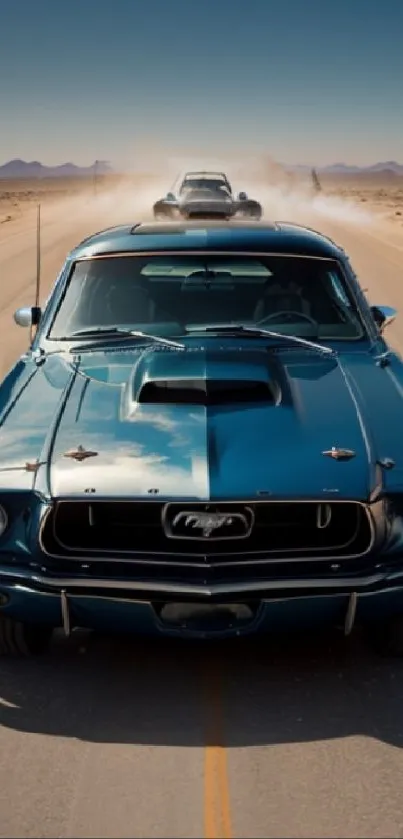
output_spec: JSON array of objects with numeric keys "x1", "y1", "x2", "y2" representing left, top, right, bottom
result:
[
  {"x1": 63, "y1": 445, "x2": 98, "y2": 462},
  {"x1": 322, "y1": 447, "x2": 356, "y2": 461},
  {"x1": 174, "y1": 512, "x2": 239, "y2": 538},
  {"x1": 163, "y1": 505, "x2": 254, "y2": 540}
]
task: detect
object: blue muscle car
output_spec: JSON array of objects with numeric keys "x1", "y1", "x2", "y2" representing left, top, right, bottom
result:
[{"x1": 1, "y1": 219, "x2": 403, "y2": 656}]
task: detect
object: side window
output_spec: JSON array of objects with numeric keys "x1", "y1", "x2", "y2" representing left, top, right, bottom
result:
[{"x1": 327, "y1": 271, "x2": 351, "y2": 307}]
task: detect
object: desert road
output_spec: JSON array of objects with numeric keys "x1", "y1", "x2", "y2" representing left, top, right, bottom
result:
[{"x1": 2, "y1": 207, "x2": 403, "y2": 838}]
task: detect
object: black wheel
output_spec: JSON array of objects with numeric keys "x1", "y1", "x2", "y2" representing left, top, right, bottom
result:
[
  {"x1": 364, "y1": 615, "x2": 403, "y2": 657},
  {"x1": 240, "y1": 205, "x2": 262, "y2": 221},
  {"x1": 0, "y1": 614, "x2": 53, "y2": 657},
  {"x1": 153, "y1": 206, "x2": 175, "y2": 221},
  {"x1": 248, "y1": 207, "x2": 262, "y2": 221}
]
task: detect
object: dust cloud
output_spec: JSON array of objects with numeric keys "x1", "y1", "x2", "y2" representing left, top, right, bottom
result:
[
  {"x1": 92, "y1": 152, "x2": 375, "y2": 231},
  {"x1": 23, "y1": 151, "x2": 375, "y2": 239}
]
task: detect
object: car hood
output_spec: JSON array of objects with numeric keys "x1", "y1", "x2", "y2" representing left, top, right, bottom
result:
[{"x1": 2, "y1": 343, "x2": 387, "y2": 502}]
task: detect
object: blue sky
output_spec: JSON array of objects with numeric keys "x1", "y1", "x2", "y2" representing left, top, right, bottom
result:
[{"x1": 0, "y1": 0, "x2": 402, "y2": 167}]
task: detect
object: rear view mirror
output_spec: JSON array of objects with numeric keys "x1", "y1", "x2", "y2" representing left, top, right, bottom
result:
[
  {"x1": 238, "y1": 191, "x2": 248, "y2": 201},
  {"x1": 371, "y1": 305, "x2": 397, "y2": 333},
  {"x1": 14, "y1": 306, "x2": 41, "y2": 327}
]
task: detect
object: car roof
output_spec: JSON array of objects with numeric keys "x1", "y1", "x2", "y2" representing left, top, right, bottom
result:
[
  {"x1": 182, "y1": 171, "x2": 229, "y2": 180},
  {"x1": 69, "y1": 220, "x2": 344, "y2": 261}
]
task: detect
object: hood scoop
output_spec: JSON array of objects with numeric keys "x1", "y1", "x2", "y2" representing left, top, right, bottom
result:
[
  {"x1": 125, "y1": 346, "x2": 282, "y2": 410},
  {"x1": 137, "y1": 378, "x2": 277, "y2": 405}
]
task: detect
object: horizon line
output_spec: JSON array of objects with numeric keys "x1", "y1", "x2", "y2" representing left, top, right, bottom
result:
[{"x1": 1, "y1": 157, "x2": 403, "y2": 171}]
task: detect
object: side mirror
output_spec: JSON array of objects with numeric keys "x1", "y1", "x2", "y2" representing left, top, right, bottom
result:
[
  {"x1": 14, "y1": 306, "x2": 41, "y2": 328},
  {"x1": 238, "y1": 191, "x2": 248, "y2": 201},
  {"x1": 166, "y1": 192, "x2": 175, "y2": 201},
  {"x1": 371, "y1": 305, "x2": 397, "y2": 333}
]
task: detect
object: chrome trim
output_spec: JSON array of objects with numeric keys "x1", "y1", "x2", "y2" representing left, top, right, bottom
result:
[
  {"x1": 39, "y1": 499, "x2": 376, "y2": 563},
  {"x1": 316, "y1": 503, "x2": 332, "y2": 529},
  {"x1": 0, "y1": 590, "x2": 341, "y2": 608},
  {"x1": 344, "y1": 592, "x2": 358, "y2": 636},
  {"x1": 337, "y1": 360, "x2": 373, "y2": 469},
  {"x1": 63, "y1": 445, "x2": 98, "y2": 462},
  {"x1": 74, "y1": 251, "x2": 341, "y2": 262},
  {"x1": 42, "y1": 250, "x2": 370, "y2": 347},
  {"x1": 14, "y1": 307, "x2": 34, "y2": 328},
  {"x1": 322, "y1": 448, "x2": 356, "y2": 461},
  {"x1": 274, "y1": 223, "x2": 339, "y2": 248},
  {"x1": 60, "y1": 589, "x2": 71, "y2": 636},
  {"x1": 0, "y1": 568, "x2": 394, "y2": 596}
]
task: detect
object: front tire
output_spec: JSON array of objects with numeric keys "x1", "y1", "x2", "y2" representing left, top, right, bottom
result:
[
  {"x1": 238, "y1": 203, "x2": 262, "y2": 221},
  {"x1": 153, "y1": 205, "x2": 176, "y2": 221},
  {"x1": 0, "y1": 615, "x2": 53, "y2": 657},
  {"x1": 247, "y1": 205, "x2": 262, "y2": 221}
]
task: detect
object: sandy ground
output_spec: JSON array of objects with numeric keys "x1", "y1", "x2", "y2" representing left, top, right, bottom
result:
[
  {"x1": 1, "y1": 168, "x2": 403, "y2": 233},
  {"x1": 2, "y1": 172, "x2": 403, "y2": 838},
  {"x1": 320, "y1": 176, "x2": 403, "y2": 240}
]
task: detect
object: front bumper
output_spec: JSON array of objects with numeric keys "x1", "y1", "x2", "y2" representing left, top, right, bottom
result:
[{"x1": 2, "y1": 564, "x2": 403, "y2": 639}]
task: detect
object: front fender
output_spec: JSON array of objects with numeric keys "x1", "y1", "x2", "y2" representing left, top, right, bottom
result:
[
  {"x1": 153, "y1": 200, "x2": 178, "y2": 216},
  {"x1": 236, "y1": 200, "x2": 262, "y2": 217}
]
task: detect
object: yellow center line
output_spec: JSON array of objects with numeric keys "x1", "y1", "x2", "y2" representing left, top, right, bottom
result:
[{"x1": 204, "y1": 656, "x2": 233, "y2": 839}]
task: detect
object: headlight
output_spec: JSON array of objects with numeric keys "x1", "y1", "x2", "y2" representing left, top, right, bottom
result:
[{"x1": 0, "y1": 505, "x2": 8, "y2": 537}]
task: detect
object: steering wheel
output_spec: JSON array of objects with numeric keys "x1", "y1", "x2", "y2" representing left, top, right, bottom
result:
[{"x1": 256, "y1": 310, "x2": 318, "y2": 327}]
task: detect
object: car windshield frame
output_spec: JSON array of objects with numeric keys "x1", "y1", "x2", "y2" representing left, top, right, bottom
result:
[{"x1": 44, "y1": 250, "x2": 372, "y2": 345}]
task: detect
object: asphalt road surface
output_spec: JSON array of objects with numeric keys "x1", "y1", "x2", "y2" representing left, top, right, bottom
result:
[{"x1": 2, "y1": 206, "x2": 403, "y2": 838}]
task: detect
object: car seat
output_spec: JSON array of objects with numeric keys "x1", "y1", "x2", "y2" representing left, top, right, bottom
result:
[
  {"x1": 253, "y1": 279, "x2": 313, "y2": 322},
  {"x1": 88, "y1": 275, "x2": 170, "y2": 326}
]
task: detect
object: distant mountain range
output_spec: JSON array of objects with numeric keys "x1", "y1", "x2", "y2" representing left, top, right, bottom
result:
[
  {"x1": 0, "y1": 159, "x2": 113, "y2": 179},
  {"x1": 288, "y1": 161, "x2": 403, "y2": 176},
  {"x1": 0, "y1": 158, "x2": 402, "y2": 179}
]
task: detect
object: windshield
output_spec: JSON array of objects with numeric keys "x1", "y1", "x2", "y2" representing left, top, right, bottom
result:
[
  {"x1": 180, "y1": 178, "x2": 229, "y2": 193},
  {"x1": 48, "y1": 253, "x2": 365, "y2": 341},
  {"x1": 181, "y1": 188, "x2": 231, "y2": 201}
]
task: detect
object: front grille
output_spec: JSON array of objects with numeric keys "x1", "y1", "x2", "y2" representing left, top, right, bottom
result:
[
  {"x1": 41, "y1": 500, "x2": 373, "y2": 565},
  {"x1": 182, "y1": 205, "x2": 233, "y2": 217}
]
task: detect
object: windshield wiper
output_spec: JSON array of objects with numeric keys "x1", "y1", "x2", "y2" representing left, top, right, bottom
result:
[
  {"x1": 60, "y1": 327, "x2": 185, "y2": 350},
  {"x1": 185, "y1": 324, "x2": 335, "y2": 355}
]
